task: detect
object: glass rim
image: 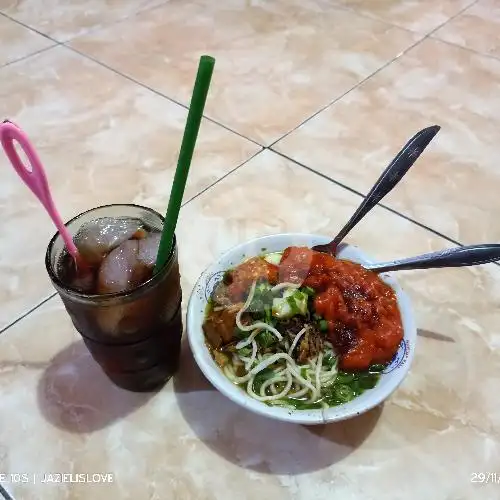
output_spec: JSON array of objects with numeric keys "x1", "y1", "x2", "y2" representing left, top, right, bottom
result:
[{"x1": 45, "y1": 203, "x2": 176, "y2": 302}]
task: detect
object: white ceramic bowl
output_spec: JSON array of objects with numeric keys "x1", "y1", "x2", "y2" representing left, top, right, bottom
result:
[{"x1": 186, "y1": 234, "x2": 416, "y2": 425}]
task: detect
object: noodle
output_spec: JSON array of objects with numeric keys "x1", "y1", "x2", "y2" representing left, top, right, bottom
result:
[
  {"x1": 246, "y1": 340, "x2": 258, "y2": 370},
  {"x1": 235, "y1": 280, "x2": 283, "y2": 341},
  {"x1": 287, "y1": 327, "x2": 307, "y2": 356},
  {"x1": 247, "y1": 370, "x2": 293, "y2": 402},
  {"x1": 205, "y1": 250, "x2": 385, "y2": 410},
  {"x1": 271, "y1": 282, "x2": 301, "y2": 293}
]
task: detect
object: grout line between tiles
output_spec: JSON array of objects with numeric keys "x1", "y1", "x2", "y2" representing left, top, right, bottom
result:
[
  {"x1": 0, "y1": 44, "x2": 59, "y2": 71},
  {"x1": 0, "y1": 293, "x2": 56, "y2": 336},
  {"x1": 49, "y1": 0, "x2": 174, "y2": 45},
  {"x1": 271, "y1": 149, "x2": 467, "y2": 248},
  {"x1": 0, "y1": 0, "x2": 171, "y2": 45},
  {"x1": 0, "y1": 148, "x2": 261, "y2": 338},
  {"x1": 64, "y1": 45, "x2": 264, "y2": 148},
  {"x1": 0, "y1": 11, "x2": 61, "y2": 43},
  {"x1": 422, "y1": 0, "x2": 480, "y2": 38},
  {"x1": 428, "y1": 35, "x2": 500, "y2": 63},
  {"x1": 334, "y1": 0, "x2": 479, "y2": 37},
  {"x1": 269, "y1": 0, "x2": 480, "y2": 150},
  {"x1": 181, "y1": 147, "x2": 264, "y2": 208},
  {"x1": 268, "y1": 35, "x2": 425, "y2": 149}
]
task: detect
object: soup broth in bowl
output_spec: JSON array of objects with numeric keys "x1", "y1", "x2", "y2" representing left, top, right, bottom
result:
[{"x1": 187, "y1": 234, "x2": 416, "y2": 425}]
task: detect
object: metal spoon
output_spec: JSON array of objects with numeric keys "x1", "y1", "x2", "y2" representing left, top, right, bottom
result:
[
  {"x1": 364, "y1": 244, "x2": 500, "y2": 273},
  {"x1": 312, "y1": 125, "x2": 441, "y2": 255}
]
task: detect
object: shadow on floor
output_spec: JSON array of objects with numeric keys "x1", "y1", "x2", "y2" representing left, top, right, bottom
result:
[
  {"x1": 174, "y1": 338, "x2": 381, "y2": 475},
  {"x1": 37, "y1": 340, "x2": 156, "y2": 434}
]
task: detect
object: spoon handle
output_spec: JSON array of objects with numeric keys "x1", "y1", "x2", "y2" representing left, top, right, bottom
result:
[
  {"x1": 365, "y1": 244, "x2": 500, "y2": 273},
  {"x1": 0, "y1": 120, "x2": 79, "y2": 259},
  {"x1": 331, "y1": 125, "x2": 440, "y2": 248}
]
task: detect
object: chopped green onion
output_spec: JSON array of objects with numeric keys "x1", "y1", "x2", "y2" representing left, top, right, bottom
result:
[
  {"x1": 358, "y1": 373, "x2": 379, "y2": 390},
  {"x1": 319, "y1": 319, "x2": 328, "y2": 332},
  {"x1": 323, "y1": 353, "x2": 336, "y2": 368},
  {"x1": 263, "y1": 252, "x2": 283, "y2": 265},
  {"x1": 237, "y1": 346, "x2": 252, "y2": 357},
  {"x1": 286, "y1": 295, "x2": 301, "y2": 315},
  {"x1": 252, "y1": 368, "x2": 274, "y2": 392},
  {"x1": 234, "y1": 327, "x2": 249, "y2": 340},
  {"x1": 256, "y1": 330, "x2": 276, "y2": 348},
  {"x1": 301, "y1": 286, "x2": 315, "y2": 296},
  {"x1": 333, "y1": 384, "x2": 356, "y2": 403},
  {"x1": 283, "y1": 398, "x2": 323, "y2": 410},
  {"x1": 335, "y1": 372, "x2": 355, "y2": 384}
]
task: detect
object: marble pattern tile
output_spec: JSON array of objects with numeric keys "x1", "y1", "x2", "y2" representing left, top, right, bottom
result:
[
  {"x1": 434, "y1": 0, "x2": 500, "y2": 59},
  {"x1": 1, "y1": 150, "x2": 499, "y2": 499},
  {"x1": 275, "y1": 37, "x2": 500, "y2": 245},
  {"x1": 0, "y1": 0, "x2": 165, "y2": 42},
  {"x1": 0, "y1": 45, "x2": 260, "y2": 332},
  {"x1": 0, "y1": 14, "x2": 54, "y2": 67},
  {"x1": 69, "y1": 0, "x2": 421, "y2": 145},
  {"x1": 334, "y1": 0, "x2": 475, "y2": 33}
]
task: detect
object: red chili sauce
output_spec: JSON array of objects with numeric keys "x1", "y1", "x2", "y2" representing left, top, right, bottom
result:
[{"x1": 279, "y1": 246, "x2": 403, "y2": 371}]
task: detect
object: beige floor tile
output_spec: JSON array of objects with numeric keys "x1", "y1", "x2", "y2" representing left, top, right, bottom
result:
[
  {"x1": 0, "y1": 0, "x2": 164, "y2": 42},
  {"x1": 275, "y1": 37, "x2": 500, "y2": 245},
  {"x1": 1, "y1": 150, "x2": 499, "y2": 499},
  {"x1": 335, "y1": 0, "x2": 475, "y2": 33},
  {"x1": 0, "y1": 45, "x2": 260, "y2": 332},
  {"x1": 69, "y1": 0, "x2": 421, "y2": 145},
  {"x1": 0, "y1": 14, "x2": 54, "y2": 66},
  {"x1": 434, "y1": 0, "x2": 500, "y2": 58}
]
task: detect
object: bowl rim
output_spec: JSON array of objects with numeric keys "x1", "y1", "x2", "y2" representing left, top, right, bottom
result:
[{"x1": 186, "y1": 233, "x2": 417, "y2": 425}]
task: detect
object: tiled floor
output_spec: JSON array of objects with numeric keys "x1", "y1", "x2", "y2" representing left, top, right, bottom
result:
[{"x1": 0, "y1": 1, "x2": 499, "y2": 499}]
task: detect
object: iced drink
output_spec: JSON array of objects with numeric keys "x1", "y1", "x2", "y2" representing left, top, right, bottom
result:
[{"x1": 45, "y1": 204, "x2": 182, "y2": 392}]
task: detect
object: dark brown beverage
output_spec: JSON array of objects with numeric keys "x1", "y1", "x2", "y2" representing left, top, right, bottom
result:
[{"x1": 45, "y1": 204, "x2": 183, "y2": 392}]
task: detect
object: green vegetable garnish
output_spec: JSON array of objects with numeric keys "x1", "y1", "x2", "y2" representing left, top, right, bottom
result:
[
  {"x1": 247, "y1": 282, "x2": 274, "y2": 314},
  {"x1": 234, "y1": 327, "x2": 249, "y2": 340},
  {"x1": 301, "y1": 286, "x2": 315, "y2": 296},
  {"x1": 319, "y1": 319, "x2": 328, "y2": 332},
  {"x1": 323, "y1": 353, "x2": 336, "y2": 368},
  {"x1": 335, "y1": 371, "x2": 355, "y2": 384},
  {"x1": 237, "y1": 346, "x2": 252, "y2": 357},
  {"x1": 252, "y1": 368, "x2": 274, "y2": 392},
  {"x1": 264, "y1": 305, "x2": 273, "y2": 324},
  {"x1": 283, "y1": 398, "x2": 323, "y2": 410},
  {"x1": 358, "y1": 373, "x2": 380, "y2": 390},
  {"x1": 263, "y1": 252, "x2": 283, "y2": 265},
  {"x1": 333, "y1": 384, "x2": 356, "y2": 403},
  {"x1": 369, "y1": 364, "x2": 385, "y2": 373},
  {"x1": 273, "y1": 288, "x2": 308, "y2": 319},
  {"x1": 286, "y1": 295, "x2": 301, "y2": 315},
  {"x1": 256, "y1": 330, "x2": 276, "y2": 348}
]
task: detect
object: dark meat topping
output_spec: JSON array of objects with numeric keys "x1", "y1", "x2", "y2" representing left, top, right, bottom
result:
[
  {"x1": 203, "y1": 304, "x2": 242, "y2": 349},
  {"x1": 296, "y1": 325, "x2": 324, "y2": 363},
  {"x1": 329, "y1": 321, "x2": 357, "y2": 355}
]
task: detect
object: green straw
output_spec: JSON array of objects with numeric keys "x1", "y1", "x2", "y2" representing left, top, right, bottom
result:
[{"x1": 155, "y1": 55, "x2": 215, "y2": 272}]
